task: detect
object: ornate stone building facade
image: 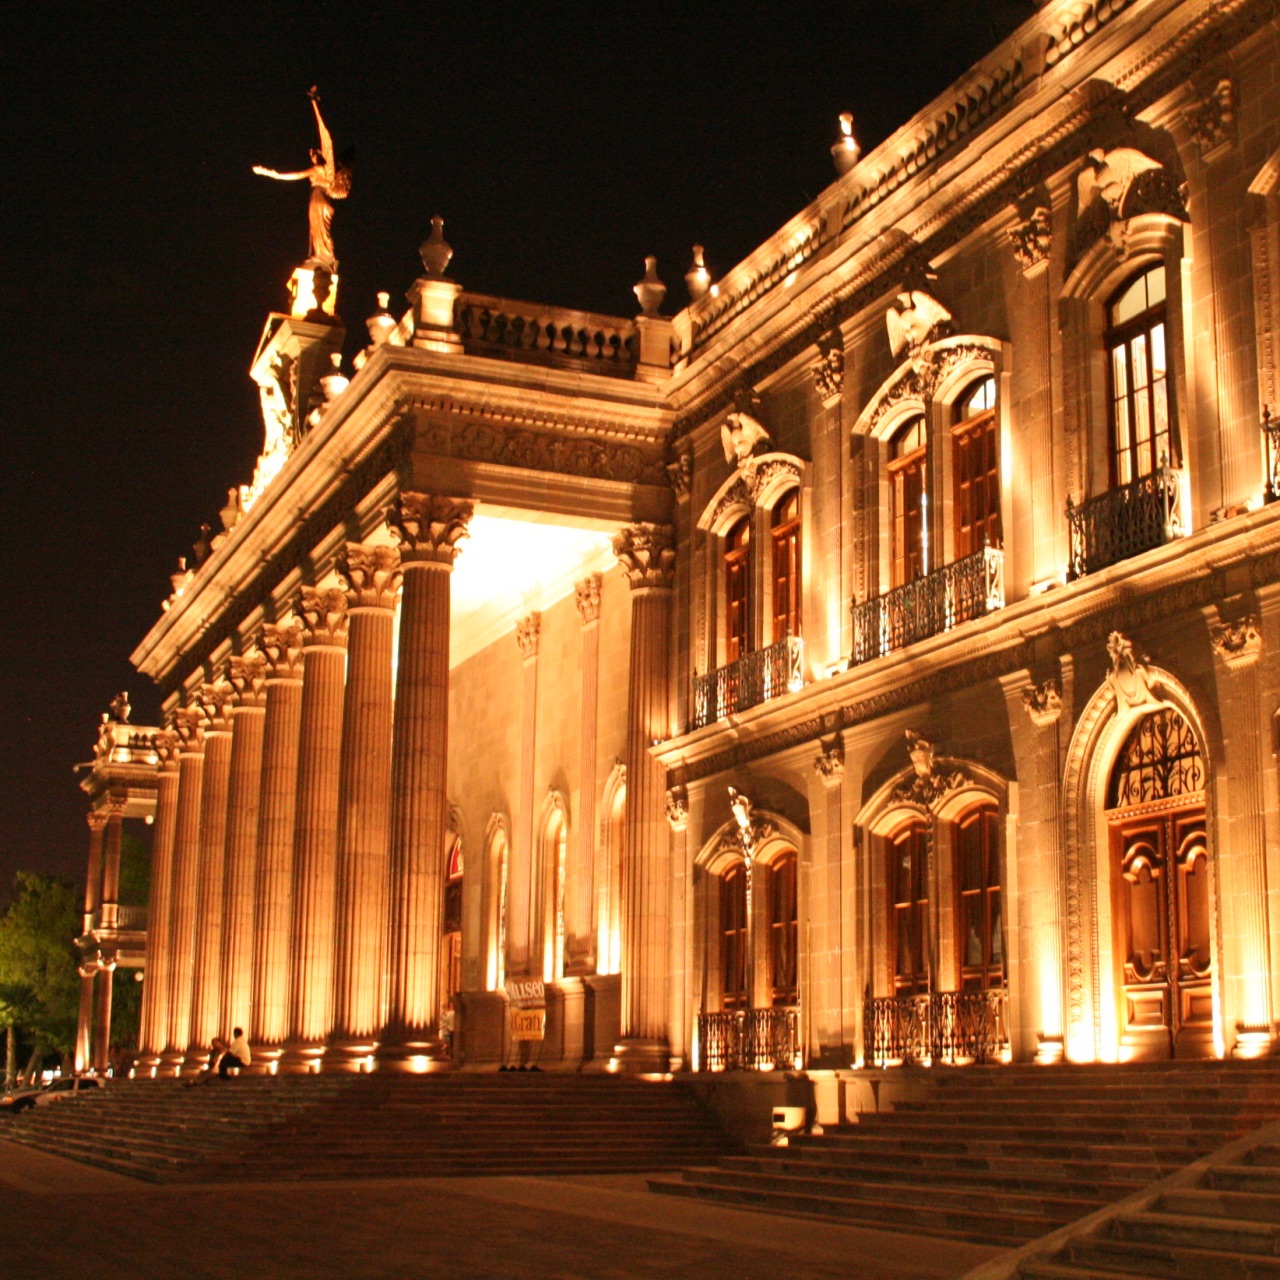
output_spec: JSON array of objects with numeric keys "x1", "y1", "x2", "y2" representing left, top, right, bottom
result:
[{"x1": 81, "y1": 0, "x2": 1280, "y2": 1078}]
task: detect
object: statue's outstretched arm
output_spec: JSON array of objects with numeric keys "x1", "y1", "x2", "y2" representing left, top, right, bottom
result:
[
  {"x1": 253, "y1": 165, "x2": 312, "y2": 181},
  {"x1": 310, "y1": 95, "x2": 335, "y2": 170}
]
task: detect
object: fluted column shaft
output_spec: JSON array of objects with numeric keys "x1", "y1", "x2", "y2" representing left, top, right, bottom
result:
[
  {"x1": 286, "y1": 589, "x2": 349, "y2": 1059},
  {"x1": 165, "y1": 710, "x2": 207, "y2": 1061},
  {"x1": 613, "y1": 524, "x2": 675, "y2": 1068},
  {"x1": 139, "y1": 736, "x2": 180, "y2": 1059},
  {"x1": 100, "y1": 808, "x2": 124, "y2": 928},
  {"x1": 332, "y1": 545, "x2": 401, "y2": 1053},
  {"x1": 567, "y1": 576, "x2": 601, "y2": 972},
  {"x1": 82, "y1": 812, "x2": 107, "y2": 929},
  {"x1": 382, "y1": 493, "x2": 471, "y2": 1056},
  {"x1": 509, "y1": 613, "x2": 541, "y2": 978},
  {"x1": 250, "y1": 625, "x2": 304, "y2": 1050},
  {"x1": 218, "y1": 654, "x2": 268, "y2": 1039},
  {"x1": 92, "y1": 968, "x2": 113, "y2": 1073}
]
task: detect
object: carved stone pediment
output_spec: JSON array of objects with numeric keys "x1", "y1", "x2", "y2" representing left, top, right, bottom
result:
[
  {"x1": 703, "y1": 453, "x2": 804, "y2": 532},
  {"x1": 1074, "y1": 146, "x2": 1189, "y2": 256},
  {"x1": 864, "y1": 339, "x2": 992, "y2": 438},
  {"x1": 1105, "y1": 631, "x2": 1157, "y2": 713},
  {"x1": 890, "y1": 730, "x2": 970, "y2": 808}
]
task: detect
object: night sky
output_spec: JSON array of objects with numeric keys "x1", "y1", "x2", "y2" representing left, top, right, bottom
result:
[{"x1": 1, "y1": 1, "x2": 1036, "y2": 902}]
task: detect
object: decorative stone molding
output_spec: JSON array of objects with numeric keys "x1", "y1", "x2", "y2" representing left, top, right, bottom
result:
[
  {"x1": 1009, "y1": 205, "x2": 1052, "y2": 272},
  {"x1": 887, "y1": 289, "x2": 952, "y2": 370},
  {"x1": 665, "y1": 453, "x2": 692, "y2": 499},
  {"x1": 1105, "y1": 631, "x2": 1156, "y2": 713},
  {"x1": 864, "y1": 340, "x2": 992, "y2": 438},
  {"x1": 703, "y1": 454, "x2": 804, "y2": 532},
  {"x1": 338, "y1": 542, "x2": 403, "y2": 611},
  {"x1": 813, "y1": 738, "x2": 845, "y2": 786},
  {"x1": 260, "y1": 622, "x2": 305, "y2": 681},
  {"x1": 1022, "y1": 678, "x2": 1063, "y2": 727},
  {"x1": 613, "y1": 523, "x2": 676, "y2": 590},
  {"x1": 812, "y1": 333, "x2": 845, "y2": 409},
  {"x1": 173, "y1": 704, "x2": 208, "y2": 751},
  {"x1": 1185, "y1": 78, "x2": 1236, "y2": 160},
  {"x1": 724, "y1": 787, "x2": 775, "y2": 857},
  {"x1": 198, "y1": 679, "x2": 235, "y2": 732},
  {"x1": 574, "y1": 574, "x2": 602, "y2": 626},
  {"x1": 890, "y1": 731, "x2": 969, "y2": 807},
  {"x1": 386, "y1": 492, "x2": 474, "y2": 566},
  {"x1": 228, "y1": 653, "x2": 269, "y2": 708},
  {"x1": 1074, "y1": 147, "x2": 1189, "y2": 255},
  {"x1": 297, "y1": 586, "x2": 350, "y2": 648},
  {"x1": 516, "y1": 611, "x2": 541, "y2": 660},
  {"x1": 1210, "y1": 615, "x2": 1262, "y2": 670},
  {"x1": 664, "y1": 786, "x2": 689, "y2": 832}
]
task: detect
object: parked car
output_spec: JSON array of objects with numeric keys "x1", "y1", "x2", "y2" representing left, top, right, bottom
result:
[{"x1": 0, "y1": 1076, "x2": 106, "y2": 1114}]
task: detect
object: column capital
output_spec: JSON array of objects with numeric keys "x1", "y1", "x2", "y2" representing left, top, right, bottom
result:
[
  {"x1": 339, "y1": 542, "x2": 403, "y2": 611},
  {"x1": 173, "y1": 705, "x2": 208, "y2": 752},
  {"x1": 574, "y1": 574, "x2": 602, "y2": 626},
  {"x1": 664, "y1": 786, "x2": 689, "y2": 831},
  {"x1": 516, "y1": 611, "x2": 541, "y2": 661},
  {"x1": 1022, "y1": 677, "x2": 1063, "y2": 726},
  {"x1": 387, "y1": 492, "x2": 473, "y2": 566},
  {"x1": 153, "y1": 727, "x2": 181, "y2": 772},
  {"x1": 198, "y1": 679, "x2": 235, "y2": 732},
  {"x1": 1211, "y1": 615, "x2": 1262, "y2": 670},
  {"x1": 228, "y1": 652, "x2": 269, "y2": 708},
  {"x1": 87, "y1": 810, "x2": 109, "y2": 833},
  {"x1": 260, "y1": 621, "x2": 305, "y2": 680},
  {"x1": 613, "y1": 522, "x2": 675, "y2": 590},
  {"x1": 813, "y1": 738, "x2": 845, "y2": 787},
  {"x1": 297, "y1": 586, "x2": 350, "y2": 648},
  {"x1": 812, "y1": 332, "x2": 845, "y2": 409}
]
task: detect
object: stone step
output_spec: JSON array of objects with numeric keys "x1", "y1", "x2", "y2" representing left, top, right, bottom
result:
[
  {"x1": 1155, "y1": 1185, "x2": 1280, "y2": 1224},
  {"x1": 1207, "y1": 1162, "x2": 1280, "y2": 1193},
  {"x1": 1061, "y1": 1233, "x2": 1280, "y2": 1278},
  {"x1": 787, "y1": 1131, "x2": 1220, "y2": 1164},
  {"x1": 1110, "y1": 1209, "x2": 1280, "y2": 1254}
]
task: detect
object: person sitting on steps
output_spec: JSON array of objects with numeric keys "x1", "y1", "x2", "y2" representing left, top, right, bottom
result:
[{"x1": 218, "y1": 1028, "x2": 251, "y2": 1079}]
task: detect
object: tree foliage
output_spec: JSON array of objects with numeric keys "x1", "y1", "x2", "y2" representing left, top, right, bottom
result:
[{"x1": 0, "y1": 872, "x2": 80, "y2": 1060}]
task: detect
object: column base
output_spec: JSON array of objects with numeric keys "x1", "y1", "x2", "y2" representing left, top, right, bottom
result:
[
  {"x1": 159, "y1": 1049, "x2": 187, "y2": 1078},
  {"x1": 1233, "y1": 1025, "x2": 1274, "y2": 1059},
  {"x1": 278, "y1": 1041, "x2": 328, "y2": 1075},
  {"x1": 1035, "y1": 1033, "x2": 1066, "y2": 1065},
  {"x1": 131, "y1": 1053, "x2": 163, "y2": 1079},
  {"x1": 376, "y1": 1032, "x2": 452, "y2": 1074},
  {"x1": 611, "y1": 1037, "x2": 671, "y2": 1075},
  {"x1": 326, "y1": 1038, "x2": 381, "y2": 1073},
  {"x1": 249, "y1": 1045, "x2": 286, "y2": 1076}
]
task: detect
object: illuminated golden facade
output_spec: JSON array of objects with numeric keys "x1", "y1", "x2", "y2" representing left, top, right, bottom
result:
[{"x1": 80, "y1": 0, "x2": 1280, "y2": 1080}]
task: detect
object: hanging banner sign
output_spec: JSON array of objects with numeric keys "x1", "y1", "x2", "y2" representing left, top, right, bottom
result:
[{"x1": 505, "y1": 977, "x2": 546, "y2": 1042}]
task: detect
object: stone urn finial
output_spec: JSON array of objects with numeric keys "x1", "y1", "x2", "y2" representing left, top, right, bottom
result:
[
  {"x1": 685, "y1": 245, "x2": 711, "y2": 301},
  {"x1": 366, "y1": 291, "x2": 398, "y2": 347},
  {"x1": 832, "y1": 111, "x2": 861, "y2": 176},
  {"x1": 633, "y1": 256, "x2": 667, "y2": 317},
  {"x1": 319, "y1": 350, "x2": 349, "y2": 402},
  {"x1": 420, "y1": 216, "x2": 453, "y2": 278}
]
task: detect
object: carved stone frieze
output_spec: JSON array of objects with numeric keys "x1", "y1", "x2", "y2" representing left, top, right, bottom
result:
[
  {"x1": 613, "y1": 523, "x2": 676, "y2": 590},
  {"x1": 1185, "y1": 78, "x2": 1236, "y2": 159},
  {"x1": 1105, "y1": 631, "x2": 1156, "y2": 713},
  {"x1": 228, "y1": 653, "x2": 269, "y2": 708},
  {"x1": 664, "y1": 786, "x2": 689, "y2": 832},
  {"x1": 1009, "y1": 205, "x2": 1052, "y2": 271},
  {"x1": 386, "y1": 492, "x2": 473, "y2": 566},
  {"x1": 812, "y1": 333, "x2": 845, "y2": 409},
  {"x1": 339, "y1": 543, "x2": 403, "y2": 611},
  {"x1": 516, "y1": 611, "x2": 541, "y2": 660},
  {"x1": 297, "y1": 587, "x2": 350, "y2": 648},
  {"x1": 260, "y1": 622, "x2": 305, "y2": 681},
  {"x1": 1210, "y1": 614, "x2": 1262, "y2": 670},
  {"x1": 890, "y1": 730, "x2": 970, "y2": 808},
  {"x1": 814, "y1": 738, "x2": 845, "y2": 786},
  {"x1": 1022, "y1": 678, "x2": 1063, "y2": 727},
  {"x1": 574, "y1": 574, "x2": 602, "y2": 626}
]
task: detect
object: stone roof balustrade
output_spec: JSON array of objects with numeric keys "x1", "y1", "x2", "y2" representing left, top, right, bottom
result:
[{"x1": 454, "y1": 292, "x2": 638, "y2": 376}]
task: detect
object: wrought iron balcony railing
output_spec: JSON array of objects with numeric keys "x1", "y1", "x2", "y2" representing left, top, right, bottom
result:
[
  {"x1": 691, "y1": 636, "x2": 804, "y2": 730},
  {"x1": 696, "y1": 1006, "x2": 800, "y2": 1071},
  {"x1": 1066, "y1": 464, "x2": 1185, "y2": 580},
  {"x1": 850, "y1": 545, "x2": 1004, "y2": 668},
  {"x1": 863, "y1": 987, "x2": 1008, "y2": 1067}
]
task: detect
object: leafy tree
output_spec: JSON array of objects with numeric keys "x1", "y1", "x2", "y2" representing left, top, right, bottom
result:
[{"x1": 0, "y1": 873, "x2": 80, "y2": 1082}]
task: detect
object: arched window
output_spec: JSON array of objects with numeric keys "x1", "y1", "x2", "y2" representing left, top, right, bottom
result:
[
  {"x1": 720, "y1": 862, "x2": 748, "y2": 1010},
  {"x1": 597, "y1": 781, "x2": 625, "y2": 976},
  {"x1": 952, "y1": 377, "x2": 1001, "y2": 557},
  {"x1": 767, "y1": 850, "x2": 798, "y2": 1006},
  {"x1": 441, "y1": 835, "x2": 464, "y2": 1013},
  {"x1": 1107, "y1": 265, "x2": 1175, "y2": 485},
  {"x1": 770, "y1": 491, "x2": 802, "y2": 642},
  {"x1": 486, "y1": 827, "x2": 509, "y2": 992},
  {"x1": 541, "y1": 809, "x2": 568, "y2": 983},
  {"x1": 889, "y1": 416, "x2": 928, "y2": 586},
  {"x1": 954, "y1": 804, "x2": 1002, "y2": 991},
  {"x1": 889, "y1": 821, "x2": 930, "y2": 995},
  {"x1": 724, "y1": 516, "x2": 752, "y2": 661}
]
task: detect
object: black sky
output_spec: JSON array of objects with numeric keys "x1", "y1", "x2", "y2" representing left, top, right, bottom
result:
[{"x1": 0, "y1": 1, "x2": 1037, "y2": 902}]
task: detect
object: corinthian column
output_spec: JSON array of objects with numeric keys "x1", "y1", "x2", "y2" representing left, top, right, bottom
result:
[
  {"x1": 75, "y1": 811, "x2": 108, "y2": 1074},
  {"x1": 218, "y1": 652, "x2": 268, "y2": 1041},
  {"x1": 188, "y1": 680, "x2": 235, "y2": 1061},
  {"x1": 566, "y1": 576, "x2": 602, "y2": 973},
  {"x1": 613, "y1": 522, "x2": 675, "y2": 1071},
  {"x1": 331, "y1": 543, "x2": 401, "y2": 1064},
  {"x1": 284, "y1": 587, "x2": 348, "y2": 1069},
  {"x1": 380, "y1": 493, "x2": 472, "y2": 1064},
  {"x1": 251, "y1": 622, "x2": 304, "y2": 1056},
  {"x1": 138, "y1": 729, "x2": 180, "y2": 1068},
  {"x1": 165, "y1": 705, "x2": 207, "y2": 1070}
]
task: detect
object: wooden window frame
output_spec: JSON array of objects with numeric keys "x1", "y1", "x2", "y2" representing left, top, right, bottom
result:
[
  {"x1": 770, "y1": 490, "x2": 802, "y2": 642},
  {"x1": 888, "y1": 821, "x2": 930, "y2": 996},
  {"x1": 953, "y1": 804, "x2": 1003, "y2": 992},
  {"x1": 767, "y1": 850, "x2": 798, "y2": 1006},
  {"x1": 951, "y1": 379, "x2": 1002, "y2": 558}
]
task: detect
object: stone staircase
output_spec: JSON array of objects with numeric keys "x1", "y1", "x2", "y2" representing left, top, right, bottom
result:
[
  {"x1": 650, "y1": 1061, "x2": 1280, "y2": 1246},
  {"x1": 1, "y1": 1072, "x2": 733, "y2": 1183}
]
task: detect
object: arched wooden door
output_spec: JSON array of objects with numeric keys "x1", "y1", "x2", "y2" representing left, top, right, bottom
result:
[{"x1": 1106, "y1": 707, "x2": 1212, "y2": 1059}]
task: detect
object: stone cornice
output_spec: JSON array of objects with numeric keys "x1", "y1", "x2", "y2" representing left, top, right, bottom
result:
[{"x1": 659, "y1": 501, "x2": 1280, "y2": 788}]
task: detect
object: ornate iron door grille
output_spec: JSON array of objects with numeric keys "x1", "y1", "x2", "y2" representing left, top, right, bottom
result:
[
  {"x1": 863, "y1": 988, "x2": 1008, "y2": 1066},
  {"x1": 696, "y1": 1007, "x2": 800, "y2": 1071},
  {"x1": 850, "y1": 545, "x2": 1004, "y2": 668},
  {"x1": 691, "y1": 636, "x2": 804, "y2": 730}
]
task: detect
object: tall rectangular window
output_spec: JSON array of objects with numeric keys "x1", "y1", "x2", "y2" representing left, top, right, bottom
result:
[{"x1": 770, "y1": 491, "x2": 801, "y2": 641}]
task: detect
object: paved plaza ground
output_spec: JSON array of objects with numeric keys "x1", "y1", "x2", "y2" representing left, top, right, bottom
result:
[{"x1": 0, "y1": 1137, "x2": 1005, "y2": 1279}]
